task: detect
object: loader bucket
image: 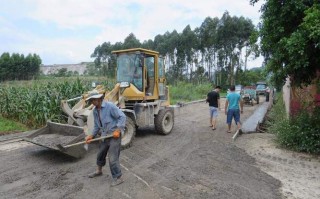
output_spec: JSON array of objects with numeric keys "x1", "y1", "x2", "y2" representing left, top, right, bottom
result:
[{"x1": 23, "y1": 121, "x2": 87, "y2": 158}]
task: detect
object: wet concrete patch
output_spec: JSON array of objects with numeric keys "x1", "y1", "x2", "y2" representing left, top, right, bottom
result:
[
  {"x1": 242, "y1": 102, "x2": 269, "y2": 133},
  {"x1": 0, "y1": 140, "x2": 33, "y2": 152},
  {"x1": 31, "y1": 134, "x2": 77, "y2": 149}
]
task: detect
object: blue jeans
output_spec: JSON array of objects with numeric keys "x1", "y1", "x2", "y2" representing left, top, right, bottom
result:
[
  {"x1": 96, "y1": 137, "x2": 122, "y2": 179},
  {"x1": 226, "y1": 109, "x2": 240, "y2": 125}
]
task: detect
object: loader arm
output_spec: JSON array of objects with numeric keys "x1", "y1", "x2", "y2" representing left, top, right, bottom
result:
[
  {"x1": 60, "y1": 84, "x2": 125, "y2": 130},
  {"x1": 104, "y1": 83, "x2": 126, "y2": 109}
]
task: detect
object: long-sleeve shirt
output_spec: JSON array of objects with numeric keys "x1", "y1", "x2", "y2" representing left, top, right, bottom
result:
[{"x1": 92, "y1": 101, "x2": 126, "y2": 137}]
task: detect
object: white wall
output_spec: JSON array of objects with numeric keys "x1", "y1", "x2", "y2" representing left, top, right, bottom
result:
[
  {"x1": 40, "y1": 63, "x2": 87, "y2": 75},
  {"x1": 282, "y1": 77, "x2": 291, "y2": 118}
]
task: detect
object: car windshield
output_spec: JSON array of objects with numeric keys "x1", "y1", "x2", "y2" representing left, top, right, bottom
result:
[{"x1": 256, "y1": 85, "x2": 266, "y2": 89}]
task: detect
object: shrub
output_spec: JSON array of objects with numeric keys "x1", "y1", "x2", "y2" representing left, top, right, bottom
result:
[{"x1": 267, "y1": 94, "x2": 320, "y2": 154}]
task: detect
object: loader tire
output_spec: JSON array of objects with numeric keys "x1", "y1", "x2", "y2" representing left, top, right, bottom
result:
[
  {"x1": 121, "y1": 116, "x2": 136, "y2": 149},
  {"x1": 155, "y1": 109, "x2": 174, "y2": 135}
]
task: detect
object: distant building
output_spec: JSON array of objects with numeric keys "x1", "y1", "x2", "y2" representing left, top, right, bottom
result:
[{"x1": 40, "y1": 63, "x2": 88, "y2": 75}]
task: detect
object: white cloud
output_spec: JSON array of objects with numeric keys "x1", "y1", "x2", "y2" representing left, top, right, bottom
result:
[{"x1": 1, "y1": 0, "x2": 264, "y2": 66}]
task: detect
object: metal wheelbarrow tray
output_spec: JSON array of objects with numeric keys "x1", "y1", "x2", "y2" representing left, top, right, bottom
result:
[{"x1": 23, "y1": 121, "x2": 87, "y2": 158}]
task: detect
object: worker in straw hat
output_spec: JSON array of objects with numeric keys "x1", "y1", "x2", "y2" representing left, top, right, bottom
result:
[{"x1": 85, "y1": 92, "x2": 126, "y2": 187}]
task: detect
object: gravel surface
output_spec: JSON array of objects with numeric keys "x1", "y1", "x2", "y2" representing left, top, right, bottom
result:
[{"x1": 1, "y1": 97, "x2": 313, "y2": 199}]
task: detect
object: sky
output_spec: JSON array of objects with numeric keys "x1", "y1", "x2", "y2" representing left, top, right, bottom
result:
[{"x1": 0, "y1": 0, "x2": 264, "y2": 68}]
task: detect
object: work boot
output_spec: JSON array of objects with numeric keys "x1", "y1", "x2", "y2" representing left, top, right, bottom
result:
[{"x1": 111, "y1": 176, "x2": 124, "y2": 187}]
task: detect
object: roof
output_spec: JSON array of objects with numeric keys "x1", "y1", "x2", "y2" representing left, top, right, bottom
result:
[{"x1": 111, "y1": 48, "x2": 159, "y2": 56}]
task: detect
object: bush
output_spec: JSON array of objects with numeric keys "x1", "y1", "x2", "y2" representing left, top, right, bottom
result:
[{"x1": 267, "y1": 94, "x2": 320, "y2": 154}]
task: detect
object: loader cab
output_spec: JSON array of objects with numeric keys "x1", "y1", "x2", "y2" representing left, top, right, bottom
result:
[
  {"x1": 113, "y1": 48, "x2": 167, "y2": 102},
  {"x1": 116, "y1": 53, "x2": 144, "y2": 91}
]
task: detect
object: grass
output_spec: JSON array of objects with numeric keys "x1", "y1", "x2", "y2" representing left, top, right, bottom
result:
[
  {"x1": 169, "y1": 82, "x2": 227, "y2": 105},
  {"x1": 0, "y1": 115, "x2": 29, "y2": 134}
]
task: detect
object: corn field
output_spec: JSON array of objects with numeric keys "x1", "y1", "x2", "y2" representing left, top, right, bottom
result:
[{"x1": 0, "y1": 77, "x2": 115, "y2": 128}]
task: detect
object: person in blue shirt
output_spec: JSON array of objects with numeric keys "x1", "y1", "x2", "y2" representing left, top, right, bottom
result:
[
  {"x1": 85, "y1": 92, "x2": 126, "y2": 187},
  {"x1": 225, "y1": 85, "x2": 243, "y2": 133}
]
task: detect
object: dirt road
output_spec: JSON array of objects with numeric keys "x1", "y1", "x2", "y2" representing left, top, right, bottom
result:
[
  {"x1": 0, "y1": 98, "x2": 317, "y2": 199},
  {"x1": 236, "y1": 132, "x2": 320, "y2": 199}
]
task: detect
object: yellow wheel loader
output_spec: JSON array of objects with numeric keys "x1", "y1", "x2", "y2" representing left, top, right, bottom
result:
[{"x1": 24, "y1": 48, "x2": 175, "y2": 158}]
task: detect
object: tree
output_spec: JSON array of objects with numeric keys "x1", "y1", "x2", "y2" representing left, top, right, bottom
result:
[
  {"x1": 216, "y1": 12, "x2": 256, "y2": 85},
  {"x1": 0, "y1": 52, "x2": 41, "y2": 81},
  {"x1": 237, "y1": 67, "x2": 265, "y2": 86},
  {"x1": 180, "y1": 25, "x2": 199, "y2": 81},
  {"x1": 90, "y1": 12, "x2": 258, "y2": 85},
  {"x1": 142, "y1": 39, "x2": 154, "y2": 50},
  {"x1": 196, "y1": 17, "x2": 219, "y2": 82},
  {"x1": 56, "y1": 68, "x2": 68, "y2": 77},
  {"x1": 85, "y1": 63, "x2": 97, "y2": 76},
  {"x1": 25, "y1": 53, "x2": 41, "y2": 79},
  {"x1": 251, "y1": 0, "x2": 320, "y2": 87},
  {"x1": 91, "y1": 42, "x2": 114, "y2": 77},
  {"x1": 0, "y1": 53, "x2": 10, "y2": 81},
  {"x1": 123, "y1": 33, "x2": 141, "y2": 49}
]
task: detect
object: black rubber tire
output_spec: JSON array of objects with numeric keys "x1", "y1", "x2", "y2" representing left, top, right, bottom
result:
[
  {"x1": 121, "y1": 116, "x2": 136, "y2": 149},
  {"x1": 154, "y1": 109, "x2": 174, "y2": 135}
]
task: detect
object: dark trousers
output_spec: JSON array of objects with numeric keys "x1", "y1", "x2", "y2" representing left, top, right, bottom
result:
[{"x1": 96, "y1": 137, "x2": 122, "y2": 179}]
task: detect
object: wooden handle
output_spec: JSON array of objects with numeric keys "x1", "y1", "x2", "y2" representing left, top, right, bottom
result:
[{"x1": 63, "y1": 134, "x2": 114, "y2": 148}]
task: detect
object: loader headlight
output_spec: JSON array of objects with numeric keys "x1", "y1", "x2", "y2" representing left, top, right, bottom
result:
[{"x1": 120, "y1": 82, "x2": 130, "y2": 88}]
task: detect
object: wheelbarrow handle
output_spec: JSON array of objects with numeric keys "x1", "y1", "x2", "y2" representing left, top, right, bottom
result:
[{"x1": 58, "y1": 134, "x2": 113, "y2": 149}]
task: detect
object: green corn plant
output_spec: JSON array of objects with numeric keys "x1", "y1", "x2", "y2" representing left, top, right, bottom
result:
[{"x1": 0, "y1": 77, "x2": 115, "y2": 128}]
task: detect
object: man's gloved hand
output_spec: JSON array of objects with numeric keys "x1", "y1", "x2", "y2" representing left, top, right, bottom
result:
[
  {"x1": 85, "y1": 135, "x2": 93, "y2": 144},
  {"x1": 113, "y1": 129, "x2": 121, "y2": 138}
]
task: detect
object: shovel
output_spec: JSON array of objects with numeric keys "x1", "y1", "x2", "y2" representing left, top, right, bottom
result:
[{"x1": 57, "y1": 134, "x2": 113, "y2": 152}]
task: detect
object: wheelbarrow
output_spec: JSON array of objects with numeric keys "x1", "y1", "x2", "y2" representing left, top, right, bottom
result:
[{"x1": 23, "y1": 121, "x2": 87, "y2": 158}]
